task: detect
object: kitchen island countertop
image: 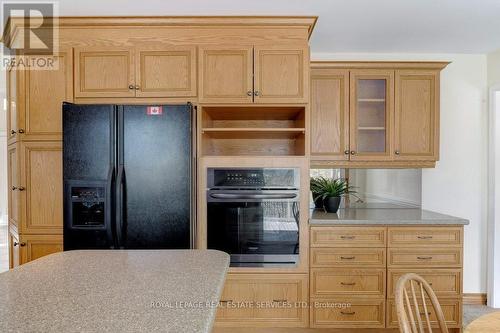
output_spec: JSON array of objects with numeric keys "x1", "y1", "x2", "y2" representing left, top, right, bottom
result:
[
  {"x1": 310, "y1": 208, "x2": 469, "y2": 225},
  {"x1": 0, "y1": 250, "x2": 229, "y2": 333}
]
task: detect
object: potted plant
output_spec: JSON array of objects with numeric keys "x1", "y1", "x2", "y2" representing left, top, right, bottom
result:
[
  {"x1": 315, "y1": 177, "x2": 357, "y2": 213},
  {"x1": 310, "y1": 176, "x2": 327, "y2": 208}
]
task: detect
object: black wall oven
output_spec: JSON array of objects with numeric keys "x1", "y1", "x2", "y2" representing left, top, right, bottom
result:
[{"x1": 207, "y1": 168, "x2": 300, "y2": 267}]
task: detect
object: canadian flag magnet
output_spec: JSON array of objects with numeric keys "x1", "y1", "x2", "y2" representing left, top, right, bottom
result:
[{"x1": 147, "y1": 106, "x2": 163, "y2": 115}]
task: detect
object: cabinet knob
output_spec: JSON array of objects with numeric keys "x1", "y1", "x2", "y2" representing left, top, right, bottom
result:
[
  {"x1": 246, "y1": 91, "x2": 253, "y2": 96},
  {"x1": 11, "y1": 186, "x2": 17, "y2": 191},
  {"x1": 19, "y1": 242, "x2": 26, "y2": 247},
  {"x1": 128, "y1": 84, "x2": 134, "y2": 90},
  {"x1": 134, "y1": 85, "x2": 140, "y2": 90},
  {"x1": 17, "y1": 186, "x2": 25, "y2": 191},
  {"x1": 350, "y1": 151, "x2": 356, "y2": 155},
  {"x1": 13, "y1": 242, "x2": 18, "y2": 246},
  {"x1": 254, "y1": 91, "x2": 260, "y2": 96},
  {"x1": 395, "y1": 150, "x2": 400, "y2": 155},
  {"x1": 18, "y1": 129, "x2": 25, "y2": 134},
  {"x1": 11, "y1": 130, "x2": 16, "y2": 135},
  {"x1": 344, "y1": 150, "x2": 350, "y2": 155}
]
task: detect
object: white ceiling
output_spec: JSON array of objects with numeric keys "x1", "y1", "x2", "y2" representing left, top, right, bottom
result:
[{"x1": 11, "y1": 0, "x2": 500, "y2": 54}]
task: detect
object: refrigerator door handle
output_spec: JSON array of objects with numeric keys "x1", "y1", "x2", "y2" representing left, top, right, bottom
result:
[
  {"x1": 116, "y1": 165, "x2": 125, "y2": 248},
  {"x1": 106, "y1": 166, "x2": 115, "y2": 248}
]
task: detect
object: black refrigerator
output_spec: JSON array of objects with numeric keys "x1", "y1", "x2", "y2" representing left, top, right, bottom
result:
[{"x1": 63, "y1": 103, "x2": 194, "y2": 250}]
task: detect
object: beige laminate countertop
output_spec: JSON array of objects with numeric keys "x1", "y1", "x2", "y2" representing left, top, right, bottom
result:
[
  {"x1": 0, "y1": 250, "x2": 230, "y2": 333},
  {"x1": 310, "y1": 208, "x2": 469, "y2": 225}
]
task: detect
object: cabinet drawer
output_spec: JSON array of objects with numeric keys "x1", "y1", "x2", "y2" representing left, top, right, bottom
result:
[
  {"x1": 311, "y1": 269, "x2": 385, "y2": 298},
  {"x1": 216, "y1": 273, "x2": 308, "y2": 327},
  {"x1": 311, "y1": 247, "x2": 386, "y2": 267},
  {"x1": 387, "y1": 269, "x2": 462, "y2": 298},
  {"x1": 388, "y1": 227, "x2": 463, "y2": 247},
  {"x1": 388, "y1": 248, "x2": 462, "y2": 268},
  {"x1": 387, "y1": 299, "x2": 461, "y2": 328},
  {"x1": 310, "y1": 226, "x2": 386, "y2": 248},
  {"x1": 311, "y1": 299, "x2": 385, "y2": 328}
]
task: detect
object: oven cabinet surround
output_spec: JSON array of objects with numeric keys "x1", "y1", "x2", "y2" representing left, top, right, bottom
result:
[
  {"x1": 309, "y1": 225, "x2": 464, "y2": 331},
  {"x1": 199, "y1": 45, "x2": 309, "y2": 104},
  {"x1": 198, "y1": 156, "x2": 310, "y2": 327},
  {"x1": 2, "y1": 16, "x2": 317, "y2": 267},
  {"x1": 310, "y1": 62, "x2": 448, "y2": 168}
]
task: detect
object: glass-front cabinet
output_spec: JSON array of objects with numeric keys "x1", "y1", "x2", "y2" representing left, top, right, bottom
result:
[{"x1": 349, "y1": 70, "x2": 394, "y2": 160}]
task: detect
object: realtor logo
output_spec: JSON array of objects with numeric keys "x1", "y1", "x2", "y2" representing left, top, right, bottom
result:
[
  {"x1": 1, "y1": 1, "x2": 59, "y2": 69},
  {"x1": 147, "y1": 106, "x2": 163, "y2": 115}
]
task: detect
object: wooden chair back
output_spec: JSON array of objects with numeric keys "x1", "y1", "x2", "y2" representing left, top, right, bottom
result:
[{"x1": 395, "y1": 273, "x2": 448, "y2": 333}]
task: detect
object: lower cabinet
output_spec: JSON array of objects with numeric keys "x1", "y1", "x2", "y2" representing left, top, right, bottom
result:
[
  {"x1": 8, "y1": 227, "x2": 62, "y2": 268},
  {"x1": 215, "y1": 273, "x2": 309, "y2": 327},
  {"x1": 309, "y1": 225, "x2": 464, "y2": 330}
]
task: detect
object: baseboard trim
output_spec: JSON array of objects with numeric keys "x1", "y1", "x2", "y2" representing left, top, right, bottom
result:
[{"x1": 463, "y1": 293, "x2": 487, "y2": 305}]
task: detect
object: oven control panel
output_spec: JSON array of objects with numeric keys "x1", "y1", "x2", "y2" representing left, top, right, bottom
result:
[{"x1": 208, "y1": 168, "x2": 298, "y2": 188}]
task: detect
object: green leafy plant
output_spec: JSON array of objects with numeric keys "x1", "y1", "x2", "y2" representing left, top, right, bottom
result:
[{"x1": 310, "y1": 177, "x2": 357, "y2": 200}]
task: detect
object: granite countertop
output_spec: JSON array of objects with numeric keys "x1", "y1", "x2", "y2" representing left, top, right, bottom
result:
[
  {"x1": 310, "y1": 208, "x2": 469, "y2": 225},
  {"x1": 0, "y1": 250, "x2": 230, "y2": 333}
]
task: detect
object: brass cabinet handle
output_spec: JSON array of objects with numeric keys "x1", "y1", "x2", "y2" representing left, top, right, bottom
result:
[
  {"x1": 20, "y1": 242, "x2": 26, "y2": 247},
  {"x1": 417, "y1": 256, "x2": 433, "y2": 260},
  {"x1": 11, "y1": 186, "x2": 17, "y2": 191},
  {"x1": 340, "y1": 256, "x2": 356, "y2": 260},
  {"x1": 11, "y1": 130, "x2": 16, "y2": 135},
  {"x1": 340, "y1": 311, "x2": 356, "y2": 315},
  {"x1": 128, "y1": 84, "x2": 134, "y2": 90},
  {"x1": 254, "y1": 91, "x2": 260, "y2": 96},
  {"x1": 340, "y1": 235, "x2": 355, "y2": 240},
  {"x1": 17, "y1": 186, "x2": 25, "y2": 191},
  {"x1": 247, "y1": 91, "x2": 253, "y2": 96},
  {"x1": 13, "y1": 241, "x2": 19, "y2": 246},
  {"x1": 18, "y1": 129, "x2": 25, "y2": 134},
  {"x1": 395, "y1": 150, "x2": 400, "y2": 155},
  {"x1": 344, "y1": 150, "x2": 350, "y2": 155},
  {"x1": 135, "y1": 85, "x2": 140, "y2": 90},
  {"x1": 350, "y1": 151, "x2": 356, "y2": 155},
  {"x1": 340, "y1": 282, "x2": 356, "y2": 286},
  {"x1": 417, "y1": 236, "x2": 433, "y2": 240}
]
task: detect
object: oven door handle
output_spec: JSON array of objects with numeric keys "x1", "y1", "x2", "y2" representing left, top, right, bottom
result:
[{"x1": 209, "y1": 193, "x2": 298, "y2": 200}]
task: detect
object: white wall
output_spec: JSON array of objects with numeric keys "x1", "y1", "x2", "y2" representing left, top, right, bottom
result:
[
  {"x1": 488, "y1": 49, "x2": 500, "y2": 87},
  {"x1": 312, "y1": 53, "x2": 488, "y2": 293},
  {"x1": 0, "y1": 67, "x2": 6, "y2": 224}
]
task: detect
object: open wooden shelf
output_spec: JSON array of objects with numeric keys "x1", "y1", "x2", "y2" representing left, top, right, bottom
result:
[{"x1": 199, "y1": 106, "x2": 307, "y2": 156}]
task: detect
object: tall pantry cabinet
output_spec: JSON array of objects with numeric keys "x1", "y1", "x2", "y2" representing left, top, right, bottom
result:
[{"x1": 6, "y1": 52, "x2": 71, "y2": 267}]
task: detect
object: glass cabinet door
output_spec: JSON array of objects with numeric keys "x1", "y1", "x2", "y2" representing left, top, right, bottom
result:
[{"x1": 349, "y1": 70, "x2": 394, "y2": 160}]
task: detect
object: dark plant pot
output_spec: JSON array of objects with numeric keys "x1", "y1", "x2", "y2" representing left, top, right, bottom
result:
[
  {"x1": 324, "y1": 196, "x2": 341, "y2": 213},
  {"x1": 313, "y1": 195, "x2": 323, "y2": 209}
]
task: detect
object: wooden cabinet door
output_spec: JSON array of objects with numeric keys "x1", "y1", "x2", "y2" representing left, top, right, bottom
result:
[
  {"x1": 7, "y1": 144, "x2": 20, "y2": 230},
  {"x1": 23, "y1": 51, "x2": 73, "y2": 140},
  {"x1": 8, "y1": 227, "x2": 20, "y2": 269},
  {"x1": 349, "y1": 70, "x2": 394, "y2": 161},
  {"x1": 254, "y1": 45, "x2": 309, "y2": 103},
  {"x1": 19, "y1": 141, "x2": 63, "y2": 234},
  {"x1": 395, "y1": 70, "x2": 439, "y2": 161},
  {"x1": 136, "y1": 46, "x2": 197, "y2": 98},
  {"x1": 310, "y1": 69, "x2": 349, "y2": 160},
  {"x1": 199, "y1": 46, "x2": 253, "y2": 103},
  {"x1": 74, "y1": 48, "x2": 135, "y2": 98},
  {"x1": 19, "y1": 234, "x2": 63, "y2": 265},
  {"x1": 6, "y1": 65, "x2": 20, "y2": 143}
]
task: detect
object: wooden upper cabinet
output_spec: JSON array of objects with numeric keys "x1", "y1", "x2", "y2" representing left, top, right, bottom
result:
[
  {"x1": 349, "y1": 70, "x2": 394, "y2": 161},
  {"x1": 395, "y1": 70, "x2": 439, "y2": 161},
  {"x1": 23, "y1": 51, "x2": 73, "y2": 140},
  {"x1": 74, "y1": 48, "x2": 135, "y2": 98},
  {"x1": 7, "y1": 65, "x2": 18, "y2": 143},
  {"x1": 7, "y1": 144, "x2": 20, "y2": 230},
  {"x1": 254, "y1": 45, "x2": 309, "y2": 103},
  {"x1": 199, "y1": 46, "x2": 253, "y2": 103},
  {"x1": 135, "y1": 46, "x2": 197, "y2": 97},
  {"x1": 310, "y1": 69, "x2": 349, "y2": 160},
  {"x1": 19, "y1": 141, "x2": 63, "y2": 234}
]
